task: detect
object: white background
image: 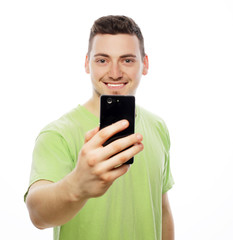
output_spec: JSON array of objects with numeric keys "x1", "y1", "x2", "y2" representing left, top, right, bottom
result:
[{"x1": 0, "y1": 0, "x2": 233, "y2": 239}]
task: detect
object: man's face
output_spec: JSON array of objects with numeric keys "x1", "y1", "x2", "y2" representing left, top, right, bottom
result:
[{"x1": 85, "y1": 34, "x2": 148, "y2": 98}]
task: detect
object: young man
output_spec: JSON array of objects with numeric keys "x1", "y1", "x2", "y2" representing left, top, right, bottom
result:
[{"x1": 25, "y1": 15, "x2": 174, "y2": 240}]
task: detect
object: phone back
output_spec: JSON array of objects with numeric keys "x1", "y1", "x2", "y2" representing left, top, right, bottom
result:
[{"x1": 100, "y1": 95, "x2": 135, "y2": 164}]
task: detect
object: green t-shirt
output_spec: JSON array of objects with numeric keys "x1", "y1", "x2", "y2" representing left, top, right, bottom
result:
[{"x1": 26, "y1": 105, "x2": 174, "y2": 240}]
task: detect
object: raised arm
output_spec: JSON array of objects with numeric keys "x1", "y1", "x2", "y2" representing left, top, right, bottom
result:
[{"x1": 26, "y1": 120, "x2": 143, "y2": 229}]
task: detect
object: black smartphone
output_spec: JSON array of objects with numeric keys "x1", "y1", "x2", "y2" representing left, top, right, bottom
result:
[{"x1": 100, "y1": 95, "x2": 135, "y2": 164}]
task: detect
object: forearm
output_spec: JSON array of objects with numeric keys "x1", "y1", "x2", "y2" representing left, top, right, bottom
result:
[
  {"x1": 162, "y1": 192, "x2": 174, "y2": 240},
  {"x1": 162, "y1": 207, "x2": 174, "y2": 240},
  {"x1": 26, "y1": 172, "x2": 88, "y2": 229}
]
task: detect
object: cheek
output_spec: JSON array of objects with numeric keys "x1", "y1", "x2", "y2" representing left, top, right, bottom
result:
[
  {"x1": 126, "y1": 63, "x2": 143, "y2": 77},
  {"x1": 90, "y1": 65, "x2": 107, "y2": 80},
  {"x1": 128, "y1": 68, "x2": 142, "y2": 81}
]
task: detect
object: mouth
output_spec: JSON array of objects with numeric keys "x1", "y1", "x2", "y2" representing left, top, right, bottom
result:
[{"x1": 103, "y1": 82, "x2": 128, "y2": 90}]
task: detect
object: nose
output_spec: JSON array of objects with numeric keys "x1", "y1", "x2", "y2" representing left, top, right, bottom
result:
[{"x1": 108, "y1": 62, "x2": 123, "y2": 80}]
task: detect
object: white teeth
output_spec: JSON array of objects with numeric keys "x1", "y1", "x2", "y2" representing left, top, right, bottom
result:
[{"x1": 107, "y1": 83, "x2": 124, "y2": 86}]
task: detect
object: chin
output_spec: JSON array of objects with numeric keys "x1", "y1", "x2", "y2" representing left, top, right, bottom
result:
[
  {"x1": 107, "y1": 89, "x2": 132, "y2": 96},
  {"x1": 111, "y1": 91, "x2": 124, "y2": 95}
]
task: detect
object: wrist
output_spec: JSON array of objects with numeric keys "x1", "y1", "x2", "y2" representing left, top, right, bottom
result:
[{"x1": 59, "y1": 170, "x2": 88, "y2": 204}]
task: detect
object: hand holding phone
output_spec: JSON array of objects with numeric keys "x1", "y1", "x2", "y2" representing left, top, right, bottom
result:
[{"x1": 100, "y1": 95, "x2": 135, "y2": 164}]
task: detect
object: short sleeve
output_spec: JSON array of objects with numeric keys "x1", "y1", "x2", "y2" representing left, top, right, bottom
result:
[
  {"x1": 159, "y1": 121, "x2": 174, "y2": 194},
  {"x1": 162, "y1": 151, "x2": 174, "y2": 194},
  {"x1": 24, "y1": 131, "x2": 74, "y2": 201}
]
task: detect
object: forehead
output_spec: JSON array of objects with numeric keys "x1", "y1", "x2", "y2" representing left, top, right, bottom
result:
[{"x1": 90, "y1": 34, "x2": 141, "y2": 57}]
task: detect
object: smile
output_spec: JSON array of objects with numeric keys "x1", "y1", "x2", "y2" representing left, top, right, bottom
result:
[{"x1": 104, "y1": 82, "x2": 127, "y2": 89}]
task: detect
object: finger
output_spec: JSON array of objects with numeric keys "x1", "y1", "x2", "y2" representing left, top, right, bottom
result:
[
  {"x1": 91, "y1": 120, "x2": 129, "y2": 147},
  {"x1": 94, "y1": 142, "x2": 144, "y2": 175},
  {"x1": 84, "y1": 126, "x2": 99, "y2": 143},
  {"x1": 101, "y1": 133, "x2": 143, "y2": 160},
  {"x1": 99, "y1": 164, "x2": 131, "y2": 183},
  {"x1": 108, "y1": 142, "x2": 144, "y2": 168}
]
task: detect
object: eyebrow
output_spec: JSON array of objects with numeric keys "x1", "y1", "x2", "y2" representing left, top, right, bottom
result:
[
  {"x1": 120, "y1": 54, "x2": 137, "y2": 58},
  {"x1": 94, "y1": 53, "x2": 137, "y2": 58}
]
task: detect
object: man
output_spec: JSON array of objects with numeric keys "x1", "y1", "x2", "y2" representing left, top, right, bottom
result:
[{"x1": 25, "y1": 15, "x2": 174, "y2": 240}]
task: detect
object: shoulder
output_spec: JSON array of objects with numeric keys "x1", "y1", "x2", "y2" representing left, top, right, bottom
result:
[
  {"x1": 41, "y1": 108, "x2": 82, "y2": 132},
  {"x1": 34, "y1": 106, "x2": 91, "y2": 161},
  {"x1": 137, "y1": 106, "x2": 169, "y2": 131},
  {"x1": 36, "y1": 106, "x2": 91, "y2": 147},
  {"x1": 137, "y1": 105, "x2": 170, "y2": 151},
  {"x1": 36, "y1": 104, "x2": 98, "y2": 145},
  {"x1": 40, "y1": 106, "x2": 83, "y2": 134}
]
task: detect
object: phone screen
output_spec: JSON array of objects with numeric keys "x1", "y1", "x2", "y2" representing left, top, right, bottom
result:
[{"x1": 100, "y1": 95, "x2": 135, "y2": 164}]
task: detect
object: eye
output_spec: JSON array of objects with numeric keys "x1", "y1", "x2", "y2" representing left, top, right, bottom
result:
[
  {"x1": 96, "y1": 59, "x2": 107, "y2": 64},
  {"x1": 123, "y1": 58, "x2": 135, "y2": 64}
]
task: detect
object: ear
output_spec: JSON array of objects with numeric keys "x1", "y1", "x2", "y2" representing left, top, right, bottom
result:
[
  {"x1": 142, "y1": 54, "x2": 149, "y2": 75},
  {"x1": 85, "y1": 55, "x2": 90, "y2": 74}
]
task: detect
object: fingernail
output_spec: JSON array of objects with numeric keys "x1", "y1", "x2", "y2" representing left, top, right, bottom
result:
[
  {"x1": 122, "y1": 120, "x2": 128, "y2": 126},
  {"x1": 137, "y1": 134, "x2": 142, "y2": 140}
]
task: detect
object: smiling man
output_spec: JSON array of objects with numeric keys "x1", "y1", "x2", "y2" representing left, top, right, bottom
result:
[
  {"x1": 84, "y1": 33, "x2": 148, "y2": 116},
  {"x1": 25, "y1": 15, "x2": 174, "y2": 240}
]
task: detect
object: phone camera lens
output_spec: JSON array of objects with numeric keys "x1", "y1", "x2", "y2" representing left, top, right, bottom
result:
[{"x1": 107, "y1": 98, "x2": 112, "y2": 104}]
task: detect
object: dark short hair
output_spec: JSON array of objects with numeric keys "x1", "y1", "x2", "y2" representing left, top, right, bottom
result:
[{"x1": 87, "y1": 15, "x2": 145, "y2": 60}]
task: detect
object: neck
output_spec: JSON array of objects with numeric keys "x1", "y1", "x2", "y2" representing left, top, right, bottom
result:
[{"x1": 83, "y1": 95, "x2": 100, "y2": 117}]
